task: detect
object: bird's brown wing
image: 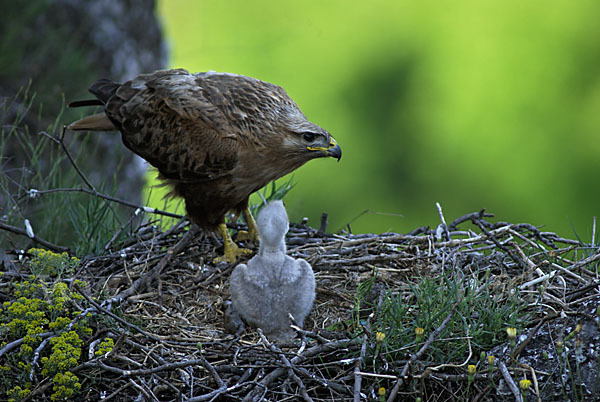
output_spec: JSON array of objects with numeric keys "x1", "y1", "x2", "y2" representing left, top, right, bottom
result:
[{"x1": 104, "y1": 69, "x2": 244, "y2": 183}]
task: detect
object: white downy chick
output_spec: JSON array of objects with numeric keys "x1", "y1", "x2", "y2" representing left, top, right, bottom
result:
[{"x1": 229, "y1": 200, "x2": 315, "y2": 342}]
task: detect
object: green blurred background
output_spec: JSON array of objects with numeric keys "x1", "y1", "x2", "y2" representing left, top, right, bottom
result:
[{"x1": 154, "y1": 0, "x2": 600, "y2": 237}]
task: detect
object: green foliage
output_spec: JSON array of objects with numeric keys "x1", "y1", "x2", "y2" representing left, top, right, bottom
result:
[
  {"x1": 94, "y1": 337, "x2": 114, "y2": 357},
  {"x1": 353, "y1": 268, "x2": 530, "y2": 371},
  {"x1": 66, "y1": 184, "x2": 130, "y2": 256},
  {"x1": 51, "y1": 371, "x2": 82, "y2": 401},
  {"x1": 41, "y1": 331, "x2": 83, "y2": 377},
  {"x1": 249, "y1": 177, "x2": 295, "y2": 217},
  {"x1": 0, "y1": 254, "x2": 92, "y2": 401},
  {"x1": 26, "y1": 248, "x2": 79, "y2": 279},
  {"x1": 0, "y1": 90, "x2": 135, "y2": 255},
  {"x1": 159, "y1": 0, "x2": 600, "y2": 237},
  {"x1": 6, "y1": 383, "x2": 32, "y2": 402},
  {"x1": 569, "y1": 220, "x2": 600, "y2": 276}
]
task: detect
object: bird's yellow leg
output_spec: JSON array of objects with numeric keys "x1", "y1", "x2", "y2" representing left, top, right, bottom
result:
[
  {"x1": 213, "y1": 223, "x2": 252, "y2": 264},
  {"x1": 236, "y1": 207, "x2": 260, "y2": 244}
]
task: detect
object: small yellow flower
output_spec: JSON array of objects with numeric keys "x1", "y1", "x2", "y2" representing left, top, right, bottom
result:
[
  {"x1": 467, "y1": 365, "x2": 476, "y2": 375},
  {"x1": 487, "y1": 355, "x2": 495, "y2": 366},
  {"x1": 506, "y1": 327, "x2": 517, "y2": 339},
  {"x1": 376, "y1": 332, "x2": 386, "y2": 342},
  {"x1": 378, "y1": 387, "x2": 386, "y2": 396},
  {"x1": 574, "y1": 323, "x2": 582, "y2": 334},
  {"x1": 519, "y1": 379, "x2": 531, "y2": 391},
  {"x1": 415, "y1": 327, "x2": 425, "y2": 343}
]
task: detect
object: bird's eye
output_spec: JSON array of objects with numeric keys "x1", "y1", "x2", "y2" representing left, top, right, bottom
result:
[{"x1": 302, "y1": 132, "x2": 317, "y2": 142}]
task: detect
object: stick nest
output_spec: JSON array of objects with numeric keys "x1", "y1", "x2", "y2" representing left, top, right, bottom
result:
[{"x1": 2, "y1": 210, "x2": 600, "y2": 401}]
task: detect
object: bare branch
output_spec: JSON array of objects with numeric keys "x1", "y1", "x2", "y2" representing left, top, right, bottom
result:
[{"x1": 0, "y1": 221, "x2": 69, "y2": 253}]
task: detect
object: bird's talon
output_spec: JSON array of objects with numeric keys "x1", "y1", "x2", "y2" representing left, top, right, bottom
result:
[
  {"x1": 236, "y1": 230, "x2": 250, "y2": 242},
  {"x1": 236, "y1": 230, "x2": 256, "y2": 243},
  {"x1": 214, "y1": 224, "x2": 253, "y2": 264},
  {"x1": 213, "y1": 245, "x2": 252, "y2": 264},
  {"x1": 242, "y1": 207, "x2": 260, "y2": 244}
]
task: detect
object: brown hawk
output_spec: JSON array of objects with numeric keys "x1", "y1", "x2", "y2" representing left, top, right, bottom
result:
[{"x1": 68, "y1": 68, "x2": 341, "y2": 262}]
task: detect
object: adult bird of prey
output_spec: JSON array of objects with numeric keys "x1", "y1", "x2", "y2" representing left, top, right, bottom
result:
[{"x1": 68, "y1": 68, "x2": 341, "y2": 262}]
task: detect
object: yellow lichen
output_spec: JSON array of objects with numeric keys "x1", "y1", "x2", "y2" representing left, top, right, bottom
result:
[{"x1": 1, "y1": 273, "x2": 90, "y2": 400}]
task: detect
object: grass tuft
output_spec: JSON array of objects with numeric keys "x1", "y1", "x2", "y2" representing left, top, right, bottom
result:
[{"x1": 1, "y1": 91, "x2": 139, "y2": 256}]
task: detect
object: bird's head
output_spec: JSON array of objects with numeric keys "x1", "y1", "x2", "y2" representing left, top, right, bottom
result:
[
  {"x1": 257, "y1": 200, "x2": 289, "y2": 251},
  {"x1": 282, "y1": 109, "x2": 342, "y2": 162}
]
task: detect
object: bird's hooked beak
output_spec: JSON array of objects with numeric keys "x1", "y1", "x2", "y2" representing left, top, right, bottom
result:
[{"x1": 307, "y1": 137, "x2": 342, "y2": 161}]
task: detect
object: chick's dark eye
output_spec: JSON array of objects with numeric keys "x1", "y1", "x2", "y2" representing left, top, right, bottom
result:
[{"x1": 302, "y1": 132, "x2": 317, "y2": 142}]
